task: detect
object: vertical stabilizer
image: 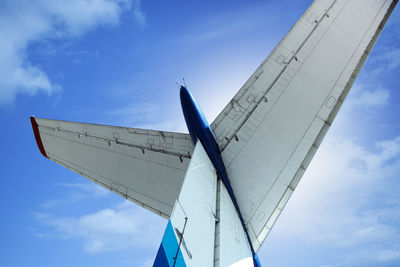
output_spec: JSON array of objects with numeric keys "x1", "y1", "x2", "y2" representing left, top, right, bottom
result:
[
  {"x1": 153, "y1": 142, "x2": 217, "y2": 266},
  {"x1": 153, "y1": 141, "x2": 257, "y2": 266},
  {"x1": 216, "y1": 178, "x2": 254, "y2": 266}
]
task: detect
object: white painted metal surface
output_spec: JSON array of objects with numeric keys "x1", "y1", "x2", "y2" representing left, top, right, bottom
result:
[
  {"x1": 169, "y1": 144, "x2": 254, "y2": 267},
  {"x1": 228, "y1": 258, "x2": 254, "y2": 267},
  {"x1": 210, "y1": 0, "x2": 398, "y2": 251},
  {"x1": 170, "y1": 142, "x2": 217, "y2": 266},
  {"x1": 34, "y1": 118, "x2": 194, "y2": 218},
  {"x1": 217, "y1": 179, "x2": 253, "y2": 267}
]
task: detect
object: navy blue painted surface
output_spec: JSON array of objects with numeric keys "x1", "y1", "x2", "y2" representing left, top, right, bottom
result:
[
  {"x1": 180, "y1": 86, "x2": 261, "y2": 265},
  {"x1": 153, "y1": 220, "x2": 186, "y2": 267},
  {"x1": 153, "y1": 244, "x2": 169, "y2": 267}
]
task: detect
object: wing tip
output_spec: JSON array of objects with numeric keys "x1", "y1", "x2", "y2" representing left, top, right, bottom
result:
[{"x1": 30, "y1": 116, "x2": 48, "y2": 159}]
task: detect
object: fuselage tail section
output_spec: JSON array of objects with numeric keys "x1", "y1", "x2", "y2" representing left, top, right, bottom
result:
[{"x1": 153, "y1": 87, "x2": 259, "y2": 267}]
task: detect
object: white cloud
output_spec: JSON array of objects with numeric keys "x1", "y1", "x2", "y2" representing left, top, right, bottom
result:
[
  {"x1": 40, "y1": 182, "x2": 109, "y2": 209},
  {"x1": 263, "y1": 134, "x2": 400, "y2": 265},
  {"x1": 58, "y1": 182, "x2": 110, "y2": 197},
  {"x1": 368, "y1": 46, "x2": 400, "y2": 74},
  {"x1": 34, "y1": 200, "x2": 164, "y2": 254},
  {"x1": 0, "y1": 0, "x2": 145, "y2": 104},
  {"x1": 377, "y1": 249, "x2": 400, "y2": 262},
  {"x1": 106, "y1": 102, "x2": 160, "y2": 120},
  {"x1": 104, "y1": 102, "x2": 187, "y2": 131},
  {"x1": 380, "y1": 48, "x2": 400, "y2": 70},
  {"x1": 34, "y1": 181, "x2": 164, "y2": 266},
  {"x1": 348, "y1": 87, "x2": 390, "y2": 109},
  {"x1": 362, "y1": 16, "x2": 400, "y2": 80}
]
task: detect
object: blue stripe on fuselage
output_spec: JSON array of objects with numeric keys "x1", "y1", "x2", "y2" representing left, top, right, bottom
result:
[
  {"x1": 153, "y1": 220, "x2": 186, "y2": 267},
  {"x1": 153, "y1": 243, "x2": 169, "y2": 267}
]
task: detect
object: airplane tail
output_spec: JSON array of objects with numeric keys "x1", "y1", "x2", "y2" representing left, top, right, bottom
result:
[{"x1": 153, "y1": 142, "x2": 256, "y2": 267}]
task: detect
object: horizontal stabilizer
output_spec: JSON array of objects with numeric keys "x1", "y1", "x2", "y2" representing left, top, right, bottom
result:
[
  {"x1": 210, "y1": 0, "x2": 398, "y2": 251},
  {"x1": 30, "y1": 117, "x2": 194, "y2": 218}
]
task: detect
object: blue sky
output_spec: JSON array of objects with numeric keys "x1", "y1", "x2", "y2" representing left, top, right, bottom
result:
[{"x1": 0, "y1": 0, "x2": 399, "y2": 266}]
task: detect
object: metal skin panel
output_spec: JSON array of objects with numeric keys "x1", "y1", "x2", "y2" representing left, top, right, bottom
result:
[
  {"x1": 210, "y1": 0, "x2": 398, "y2": 252},
  {"x1": 162, "y1": 142, "x2": 217, "y2": 267},
  {"x1": 32, "y1": 117, "x2": 194, "y2": 218},
  {"x1": 154, "y1": 143, "x2": 255, "y2": 267},
  {"x1": 229, "y1": 258, "x2": 255, "y2": 267},
  {"x1": 218, "y1": 179, "x2": 253, "y2": 267}
]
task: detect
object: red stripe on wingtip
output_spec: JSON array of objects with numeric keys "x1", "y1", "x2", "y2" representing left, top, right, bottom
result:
[{"x1": 30, "y1": 116, "x2": 48, "y2": 159}]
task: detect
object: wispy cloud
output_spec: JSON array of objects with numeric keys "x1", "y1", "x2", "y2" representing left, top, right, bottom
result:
[
  {"x1": 181, "y1": 1, "x2": 301, "y2": 49},
  {"x1": 377, "y1": 249, "x2": 400, "y2": 262},
  {"x1": 58, "y1": 182, "x2": 110, "y2": 197},
  {"x1": 105, "y1": 102, "x2": 160, "y2": 120},
  {"x1": 347, "y1": 85, "x2": 390, "y2": 109},
  {"x1": 132, "y1": 0, "x2": 146, "y2": 27},
  {"x1": 40, "y1": 182, "x2": 109, "y2": 209},
  {"x1": 365, "y1": 47, "x2": 400, "y2": 80},
  {"x1": 263, "y1": 135, "x2": 400, "y2": 266},
  {"x1": 360, "y1": 18, "x2": 400, "y2": 81},
  {"x1": 377, "y1": 48, "x2": 400, "y2": 70},
  {"x1": 0, "y1": 0, "x2": 144, "y2": 105},
  {"x1": 34, "y1": 200, "x2": 164, "y2": 254},
  {"x1": 34, "y1": 181, "x2": 163, "y2": 264},
  {"x1": 103, "y1": 102, "x2": 187, "y2": 131}
]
